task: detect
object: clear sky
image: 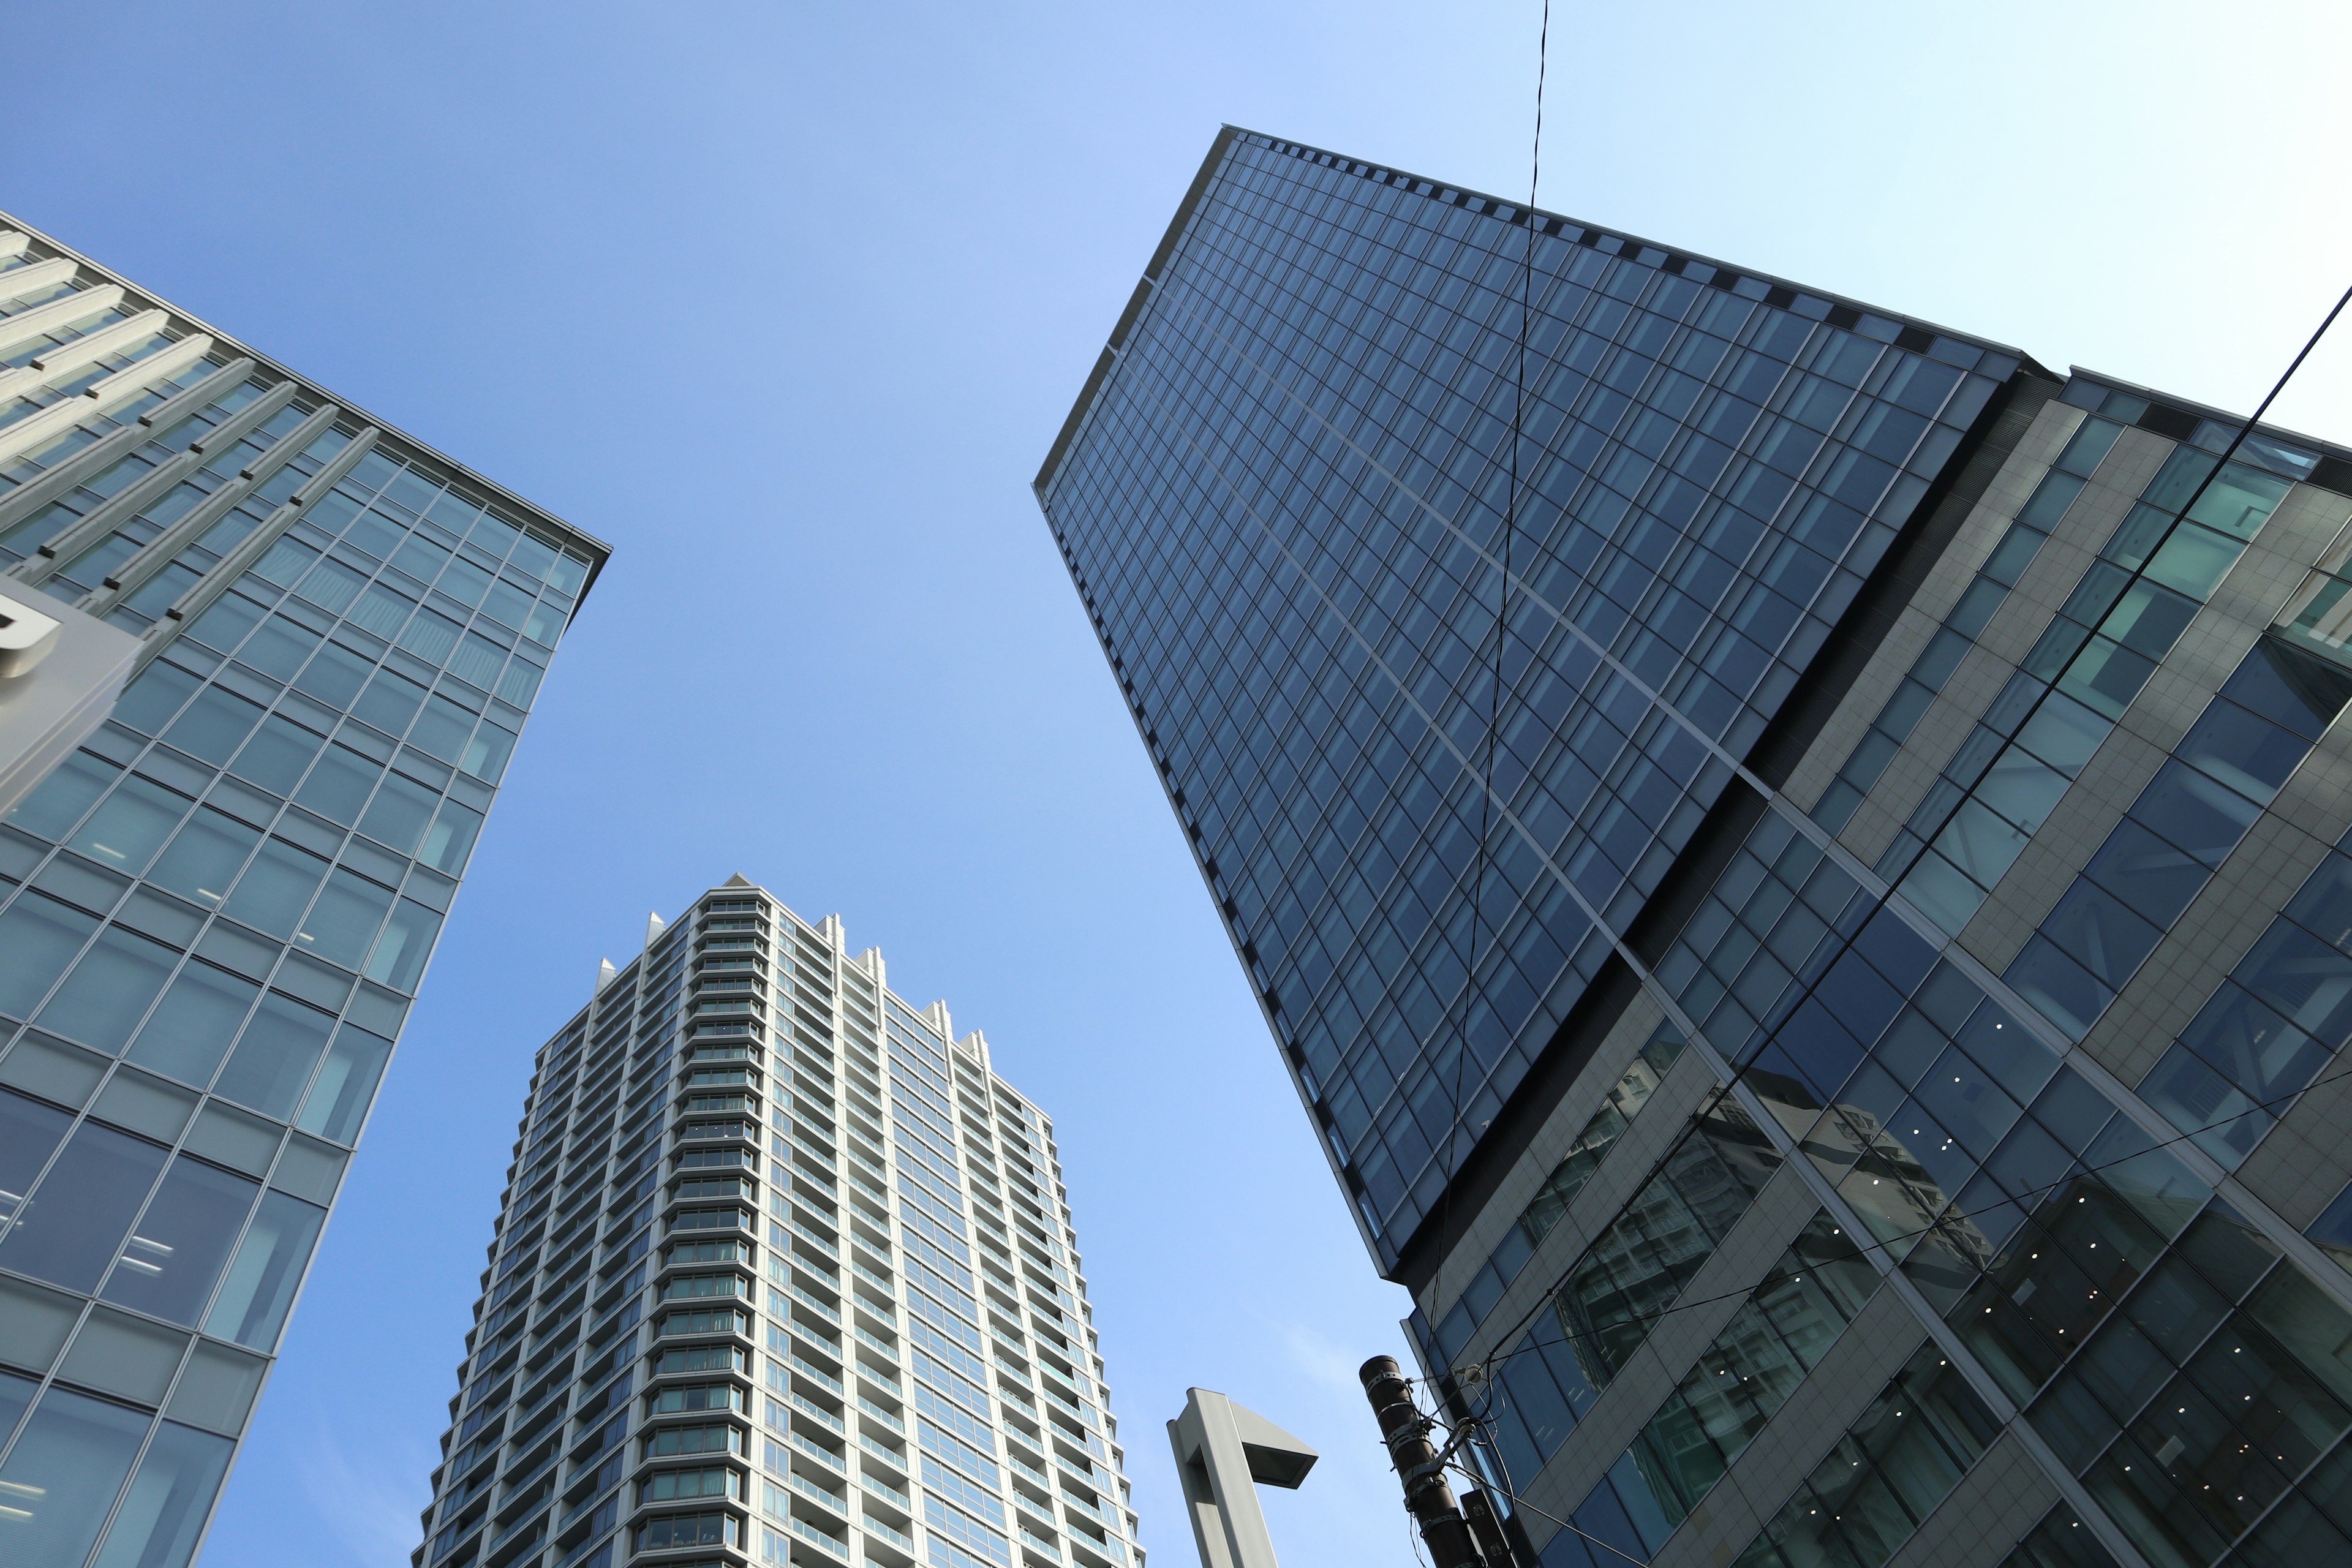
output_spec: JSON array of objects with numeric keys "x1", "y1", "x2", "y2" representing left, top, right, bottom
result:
[{"x1": 6, "y1": 3, "x2": 2349, "y2": 1566}]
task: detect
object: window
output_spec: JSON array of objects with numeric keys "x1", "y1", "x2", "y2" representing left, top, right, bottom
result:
[
  {"x1": 36, "y1": 924, "x2": 178, "y2": 1051},
  {"x1": 641, "y1": 1467, "x2": 736, "y2": 1503},
  {"x1": 203, "y1": 1189, "x2": 326, "y2": 1350},
  {"x1": 0, "y1": 1387, "x2": 153, "y2": 1566},
  {"x1": 636, "y1": 1512, "x2": 734, "y2": 1550},
  {"x1": 652, "y1": 1382, "x2": 742, "y2": 1414},
  {"x1": 646, "y1": 1422, "x2": 740, "y2": 1457},
  {"x1": 101, "y1": 1155, "x2": 261, "y2": 1324},
  {"x1": 0, "y1": 1120, "x2": 168, "y2": 1292},
  {"x1": 127, "y1": 961, "x2": 259, "y2": 1087},
  {"x1": 212, "y1": 992, "x2": 336, "y2": 1120}
]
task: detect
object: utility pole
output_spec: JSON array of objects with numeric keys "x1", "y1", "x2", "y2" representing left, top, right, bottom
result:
[{"x1": 1359, "y1": 1355, "x2": 1497, "y2": 1568}]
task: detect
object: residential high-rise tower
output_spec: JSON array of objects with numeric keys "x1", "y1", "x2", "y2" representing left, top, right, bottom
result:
[
  {"x1": 413, "y1": 882, "x2": 1138, "y2": 1568},
  {"x1": 1035, "y1": 128, "x2": 2352, "y2": 1568},
  {"x1": 0, "y1": 211, "x2": 609, "y2": 1567}
]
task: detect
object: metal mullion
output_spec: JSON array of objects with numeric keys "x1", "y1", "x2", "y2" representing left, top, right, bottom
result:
[
  {"x1": 131, "y1": 426, "x2": 379, "y2": 676},
  {"x1": 0, "y1": 356, "x2": 256, "y2": 538},
  {"x1": 0, "y1": 308, "x2": 170, "y2": 405},
  {"x1": 0, "y1": 253, "x2": 78, "y2": 304},
  {"x1": 0, "y1": 331, "x2": 215, "y2": 468},
  {"x1": 89, "y1": 401, "x2": 342, "y2": 615},
  {"x1": 13, "y1": 376, "x2": 299, "y2": 583},
  {"x1": 9, "y1": 447, "x2": 206, "y2": 586},
  {"x1": 0, "y1": 281, "x2": 127, "y2": 359}
]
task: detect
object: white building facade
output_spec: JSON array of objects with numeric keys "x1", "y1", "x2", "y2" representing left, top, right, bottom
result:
[{"x1": 417, "y1": 880, "x2": 1141, "y2": 1568}]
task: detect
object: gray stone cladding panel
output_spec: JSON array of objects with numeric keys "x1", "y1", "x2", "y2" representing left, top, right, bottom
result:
[
  {"x1": 1838, "y1": 428, "x2": 2173, "y2": 869},
  {"x1": 2244, "y1": 1057, "x2": 2352, "y2": 1231},
  {"x1": 1956, "y1": 723, "x2": 2172, "y2": 977},
  {"x1": 1973, "y1": 477, "x2": 2352, "y2": 1047},
  {"x1": 2087, "y1": 798, "x2": 2339, "y2": 1087},
  {"x1": 1422, "y1": 992, "x2": 1668, "y2": 1323},
  {"x1": 1516, "y1": 1166, "x2": 1823, "y2": 1535},
  {"x1": 1973, "y1": 429, "x2": 2174, "y2": 670},
  {"x1": 1785, "y1": 403, "x2": 2088, "y2": 816},
  {"x1": 1452, "y1": 1044, "x2": 1722, "y2": 1374},
  {"x1": 1640, "y1": 1286, "x2": 1927, "y2": 1568},
  {"x1": 1878, "y1": 1430, "x2": 2060, "y2": 1568}
]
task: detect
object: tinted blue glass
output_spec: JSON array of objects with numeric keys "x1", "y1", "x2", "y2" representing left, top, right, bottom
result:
[{"x1": 1038, "y1": 133, "x2": 2012, "y2": 1257}]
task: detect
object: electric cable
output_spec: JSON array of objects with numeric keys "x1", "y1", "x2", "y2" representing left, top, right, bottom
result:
[
  {"x1": 1438, "y1": 1457, "x2": 1653, "y2": 1568},
  {"x1": 1428, "y1": 0, "x2": 1553, "y2": 1343}
]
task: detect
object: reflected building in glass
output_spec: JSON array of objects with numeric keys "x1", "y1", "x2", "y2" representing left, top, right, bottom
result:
[
  {"x1": 1036, "y1": 127, "x2": 2352, "y2": 1568},
  {"x1": 411, "y1": 881, "x2": 1137, "y2": 1568},
  {"x1": 0, "y1": 210, "x2": 609, "y2": 1566}
]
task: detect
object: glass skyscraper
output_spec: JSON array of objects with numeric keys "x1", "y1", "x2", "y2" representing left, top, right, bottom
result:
[
  {"x1": 1036, "y1": 127, "x2": 2352, "y2": 1568},
  {"x1": 413, "y1": 882, "x2": 1137, "y2": 1568},
  {"x1": 0, "y1": 210, "x2": 608, "y2": 1566}
]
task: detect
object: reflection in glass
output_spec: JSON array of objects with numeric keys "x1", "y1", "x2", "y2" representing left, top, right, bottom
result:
[
  {"x1": 0, "y1": 891, "x2": 99, "y2": 1018},
  {"x1": 145, "y1": 809, "x2": 260, "y2": 910},
  {"x1": 291, "y1": 745, "x2": 380, "y2": 826},
  {"x1": 220, "y1": 838, "x2": 330, "y2": 939},
  {"x1": 356, "y1": 772, "x2": 435, "y2": 855},
  {"x1": 295, "y1": 870, "x2": 393, "y2": 969},
  {"x1": 86, "y1": 1420, "x2": 234, "y2": 1568},
  {"x1": 3, "y1": 749, "x2": 118, "y2": 840},
  {"x1": 418, "y1": 799, "x2": 482, "y2": 876},
  {"x1": 366, "y1": 900, "x2": 443, "y2": 994}
]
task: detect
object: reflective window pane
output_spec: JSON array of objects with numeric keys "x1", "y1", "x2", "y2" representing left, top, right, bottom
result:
[
  {"x1": 295, "y1": 869, "x2": 393, "y2": 970},
  {"x1": 220, "y1": 838, "x2": 330, "y2": 940},
  {"x1": 126, "y1": 962, "x2": 258, "y2": 1088},
  {"x1": 36, "y1": 925, "x2": 181, "y2": 1051},
  {"x1": 158, "y1": 686, "x2": 266, "y2": 767},
  {"x1": 418, "y1": 799, "x2": 481, "y2": 876},
  {"x1": 100, "y1": 1156, "x2": 261, "y2": 1325},
  {"x1": 3, "y1": 750, "x2": 120, "y2": 841},
  {"x1": 0, "y1": 1120, "x2": 168, "y2": 1290},
  {"x1": 89, "y1": 1419, "x2": 234, "y2": 1568},
  {"x1": 0, "y1": 891, "x2": 98, "y2": 1019},
  {"x1": 144, "y1": 809, "x2": 260, "y2": 910},
  {"x1": 356, "y1": 772, "x2": 435, "y2": 854},
  {"x1": 203, "y1": 1189, "x2": 325, "y2": 1350},
  {"x1": 0, "y1": 1086, "x2": 73, "y2": 1232},
  {"x1": 0, "y1": 1386, "x2": 149, "y2": 1566},
  {"x1": 290, "y1": 745, "x2": 379, "y2": 827},
  {"x1": 365, "y1": 899, "x2": 443, "y2": 993},
  {"x1": 227, "y1": 714, "x2": 324, "y2": 796},
  {"x1": 295, "y1": 1026, "x2": 393, "y2": 1145},
  {"x1": 66, "y1": 775, "x2": 192, "y2": 876},
  {"x1": 211, "y1": 992, "x2": 335, "y2": 1120}
]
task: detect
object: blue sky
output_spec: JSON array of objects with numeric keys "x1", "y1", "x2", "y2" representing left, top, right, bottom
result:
[{"x1": 6, "y1": 3, "x2": 2348, "y2": 1565}]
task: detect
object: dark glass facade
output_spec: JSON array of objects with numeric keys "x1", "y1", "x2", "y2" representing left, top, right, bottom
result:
[
  {"x1": 1040, "y1": 129, "x2": 2352, "y2": 1568},
  {"x1": 1036, "y1": 127, "x2": 2024, "y2": 1267}
]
